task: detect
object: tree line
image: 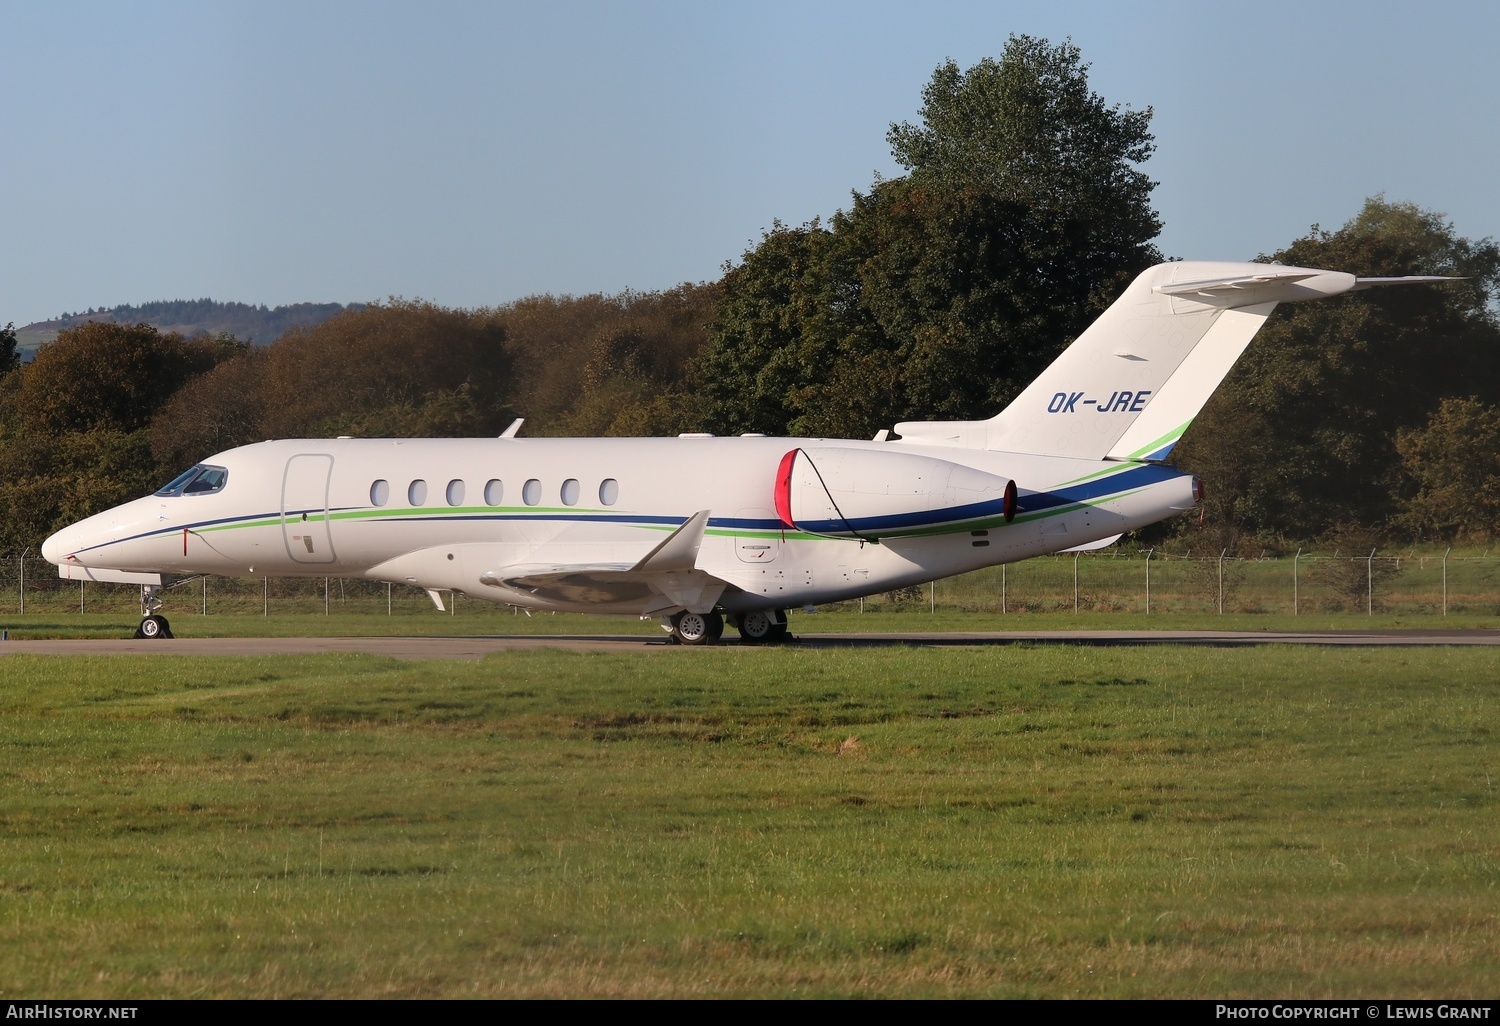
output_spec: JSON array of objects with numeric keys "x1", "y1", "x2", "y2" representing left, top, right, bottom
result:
[
  {"x1": 21, "y1": 299, "x2": 361, "y2": 347},
  {"x1": 3, "y1": 35, "x2": 1498, "y2": 555}
]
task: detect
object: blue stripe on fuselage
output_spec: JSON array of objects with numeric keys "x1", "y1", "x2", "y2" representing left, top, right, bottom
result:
[
  {"x1": 1021, "y1": 462, "x2": 1183, "y2": 514},
  {"x1": 793, "y1": 463, "x2": 1184, "y2": 536}
]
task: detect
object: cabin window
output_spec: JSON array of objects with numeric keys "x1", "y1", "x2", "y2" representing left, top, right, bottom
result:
[
  {"x1": 408, "y1": 479, "x2": 428, "y2": 506},
  {"x1": 484, "y1": 479, "x2": 503, "y2": 505},
  {"x1": 446, "y1": 479, "x2": 466, "y2": 506},
  {"x1": 155, "y1": 464, "x2": 229, "y2": 497},
  {"x1": 599, "y1": 478, "x2": 619, "y2": 506},
  {"x1": 522, "y1": 479, "x2": 541, "y2": 506},
  {"x1": 370, "y1": 480, "x2": 390, "y2": 506},
  {"x1": 560, "y1": 478, "x2": 580, "y2": 506}
]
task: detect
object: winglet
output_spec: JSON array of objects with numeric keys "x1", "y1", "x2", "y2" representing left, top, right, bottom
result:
[{"x1": 630, "y1": 510, "x2": 711, "y2": 573}]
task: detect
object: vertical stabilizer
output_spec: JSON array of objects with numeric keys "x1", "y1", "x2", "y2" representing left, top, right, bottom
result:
[
  {"x1": 894, "y1": 261, "x2": 1386, "y2": 459},
  {"x1": 982, "y1": 261, "x2": 1369, "y2": 460}
]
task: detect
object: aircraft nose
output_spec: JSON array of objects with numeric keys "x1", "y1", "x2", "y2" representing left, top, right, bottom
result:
[{"x1": 41, "y1": 525, "x2": 75, "y2": 565}]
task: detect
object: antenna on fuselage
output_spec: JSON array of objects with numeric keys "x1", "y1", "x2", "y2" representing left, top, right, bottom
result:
[{"x1": 500, "y1": 418, "x2": 524, "y2": 439}]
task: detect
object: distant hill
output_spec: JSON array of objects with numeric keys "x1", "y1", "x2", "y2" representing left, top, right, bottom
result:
[{"x1": 15, "y1": 298, "x2": 365, "y2": 359}]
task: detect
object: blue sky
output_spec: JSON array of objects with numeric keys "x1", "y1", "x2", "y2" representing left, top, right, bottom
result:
[{"x1": 3, "y1": 0, "x2": 1496, "y2": 326}]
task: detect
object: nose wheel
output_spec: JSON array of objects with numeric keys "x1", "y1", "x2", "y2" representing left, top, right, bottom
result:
[
  {"x1": 135, "y1": 614, "x2": 174, "y2": 640},
  {"x1": 134, "y1": 583, "x2": 174, "y2": 639}
]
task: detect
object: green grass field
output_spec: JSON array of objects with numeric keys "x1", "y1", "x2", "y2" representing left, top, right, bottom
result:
[
  {"x1": 1, "y1": 645, "x2": 1496, "y2": 997},
  {"x1": 6, "y1": 606, "x2": 1500, "y2": 642}
]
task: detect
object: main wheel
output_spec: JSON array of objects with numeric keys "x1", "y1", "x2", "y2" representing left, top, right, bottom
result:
[
  {"x1": 671, "y1": 610, "x2": 723, "y2": 646},
  {"x1": 737, "y1": 610, "x2": 778, "y2": 644},
  {"x1": 136, "y1": 614, "x2": 171, "y2": 639}
]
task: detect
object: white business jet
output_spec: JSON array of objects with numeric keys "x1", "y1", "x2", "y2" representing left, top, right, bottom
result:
[{"x1": 41, "y1": 261, "x2": 1448, "y2": 643}]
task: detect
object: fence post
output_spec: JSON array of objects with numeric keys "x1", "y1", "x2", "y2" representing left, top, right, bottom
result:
[
  {"x1": 1293, "y1": 548, "x2": 1301, "y2": 616},
  {"x1": 1073, "y1": 551, "x2": 1080, "y2": 614},
  {"x1": 264, "y1": 576, "x2": 268, "y2": 617},
  {"x1": 1443, "y1": 547, "x2": 1450, "y2": 616},
  {"x1": 1367, "y1": 548, "x2": 1376, "y2": 616},
  {"x1": 1001, "y1": 563, "x2": 1006, "y2": 614},
  {"x1": 324, "y1": 577, "x2": 329, "y2": 616},
  {"x1": 1145, "y1": 548, "x2": 1153, "y2": 615},
  {"x1": 203, "y1": 576, "x2": 208, "y2": 616},
  {"x1": 80, "y1": 580, "x2": 85, "y2": 614},
  {"x1": 1218, "y1": 549, "x2": 1226, "y2": 615},
  {"x1": 930, "y1": 580, "x2": 935, "y2": 615},
  {"x1": 387, "y1": 581, "x2": 392, "y2": 616},
  {"x1": 18, "y1": 547, "x2": 27, "y2": 615}
]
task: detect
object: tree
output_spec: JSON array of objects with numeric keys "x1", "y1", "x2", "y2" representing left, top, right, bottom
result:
[
  {"x1": 1395, "y1": 397, "x2": 1500, "y2": 539},
  {"x1": 887, "y1": 37, "x2": 1159, "y2": 251},
  {"x1": 0, "y1": 322, "x2": 18, "y2": 376},
  {"x1": 14, "y1": 321, "x2": 238, "y2": 436},
  {"x1": 520, "y1": 285, "x2": 718, "y2": 437},
  {"x1": 696, "y1": 37, "x2": 1162, "y2": 438},
  {"x1": 150, "y1": 347, "x2": 270, "y2": 470},
  {"x1": 1171, "y1": 198, "x2": 1500, "y2": 543},
  {"x1": 257, "y1": 300, "x2": 513, "y2": 438}
]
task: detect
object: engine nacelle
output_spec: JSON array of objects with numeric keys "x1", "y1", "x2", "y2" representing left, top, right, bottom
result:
[{"x1": 774, "y1": 447, "x2": 1017, "y2": 540}]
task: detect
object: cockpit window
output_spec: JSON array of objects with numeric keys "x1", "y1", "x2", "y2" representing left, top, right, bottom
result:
[{"x1": 155, "y1": 464, "x2": 229, "y2": 497}]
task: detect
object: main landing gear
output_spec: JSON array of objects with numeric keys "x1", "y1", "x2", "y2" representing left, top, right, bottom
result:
[
  {"x1": 665, "y1": 609, "x2": 724, "y2": 646},
  {"x1": 660, "y1": 606, "x2": 792, "y2": 645},
  {"x1": 133, "y1": 583, "x2": 174, "y2": 640},
  {"x1": 662, "y1": 609, "x2": 791, "y2": 645},
  {"x1": 733, "y1": 609, "x2": 789, "y2": 645}
]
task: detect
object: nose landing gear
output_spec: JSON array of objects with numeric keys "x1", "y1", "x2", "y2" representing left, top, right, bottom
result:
[{"x1": 134, "y1": 584, "x2": 174, "y2": 640}]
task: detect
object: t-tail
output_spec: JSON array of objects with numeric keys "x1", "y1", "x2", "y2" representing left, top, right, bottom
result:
[{"x1": 892, "y1": 260, "x2": 1453, "y2": 460}]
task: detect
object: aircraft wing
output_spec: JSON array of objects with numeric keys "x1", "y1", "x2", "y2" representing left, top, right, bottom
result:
[{"x1": 477, "y1": 511, "x2": 729, "y2": 614}]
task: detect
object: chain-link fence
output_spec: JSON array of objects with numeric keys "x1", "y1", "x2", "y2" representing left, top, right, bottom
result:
[
  {"x1": 3, "y1": 550, "x2": 1498, "y2": 619},
  {"x1": 0, "y1": 556, "x2": 459, "y2": 617},
  {"x1": 847, "y1": 549, "x2": 1500, "y2": 616}
]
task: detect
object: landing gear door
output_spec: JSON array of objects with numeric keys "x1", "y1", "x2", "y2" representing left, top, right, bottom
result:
[
  {"x1": 734, "y1": 507, "x2": 781, "y2": 564},
  {"x1": 283, "y1": 454, "x2": 336, "y2": 564}
]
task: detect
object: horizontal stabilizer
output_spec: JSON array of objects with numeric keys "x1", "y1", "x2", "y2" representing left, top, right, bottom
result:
[
  {"x1": 1351, "y1": 275, "x2": 1460, "y2": 290},
  {"x1": 1152, "y1": 270, "x2": 1321, "y2": 297}
]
